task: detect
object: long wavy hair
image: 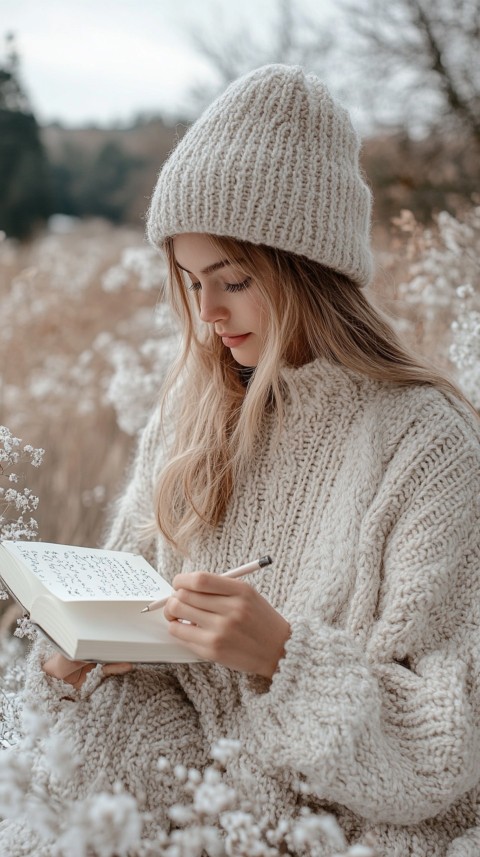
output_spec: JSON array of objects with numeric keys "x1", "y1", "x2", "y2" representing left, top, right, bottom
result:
[{"x1": 154, "y1": 233, "x2": 474, "y2": 554}]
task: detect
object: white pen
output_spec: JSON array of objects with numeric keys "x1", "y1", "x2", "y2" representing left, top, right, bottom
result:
[{"x1": 140, "y1": 554, "x2": 273, "y2": 613}]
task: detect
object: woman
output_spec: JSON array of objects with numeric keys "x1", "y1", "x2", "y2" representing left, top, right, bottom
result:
[{"x1": 4, "y1": 64, "x2": 480, "y2": 856}]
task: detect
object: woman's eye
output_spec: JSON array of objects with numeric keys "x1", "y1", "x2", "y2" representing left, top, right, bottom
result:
[
  {"x1": 188, "y1": 278, "x2": 252, "y2": 293},
  {"x1": 225, "y1": 278, "x2": 252, "y2": 292}
]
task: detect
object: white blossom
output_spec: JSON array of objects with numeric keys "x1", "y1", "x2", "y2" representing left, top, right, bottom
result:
[
  {"x1": 393, "y1": 207, "x2": 480, "y2": 408},
  {"x1": 193, "y1": 779, "x2": 236, "y2": 815},
  {"x1": 174, "y1": 763, "x2": 189, "y2": 782},
  {"x1": 346, "y1": 845, "x2": 376, "y2": 857},
  {"x1": 211, "y1": 738, "x2": 242, "y2": 765},
  {"x1": 168, "y1": 803, "x2": 198, "y2": 824},
  {"x1": 102, "y1": 264, "x2": 130, "y2": 292},
  {"x1": 290, "y1": 810, "x2": 347, "y2": 851},
  {"x1": 14, "y1": 615, "x2": 38, "y2": 641},
  {"x1": 0, "y1": 738, "x2": 33, "y2": 816},
  {"x1": 82, "y1": 788, "x2": 143, "y2": 857},
  {"x1": 157, "y1": 755, "x2": 171, "y2": 772},
  {"x1": 0, "y1": 427, "x2": 42, "y2": 540},
  {"x1": 221, "y1": 811, "x2": 277, "y2": 857},
  {"x1": 188, "y1": 767, "x2": 203, "y2": 785},
  {"x1": 81, "y1": 484, "x2": 106, "y2": 507}
]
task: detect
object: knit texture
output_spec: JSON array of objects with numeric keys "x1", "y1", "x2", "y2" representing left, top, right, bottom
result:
[
  {"x1": 2, "y1": 360, "x2": 480, "y2": 856},
  {"x1": 147, "y1": 64, "x2": 374, "y2": 288}
]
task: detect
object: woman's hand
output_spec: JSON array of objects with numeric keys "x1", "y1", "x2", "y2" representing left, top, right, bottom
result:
[
  {"x1": 164, "y1": 571, "x2": 291, "y2": 679},
  {"x1": 42, "y1": 654, "x2": 132, "y2": 690}
]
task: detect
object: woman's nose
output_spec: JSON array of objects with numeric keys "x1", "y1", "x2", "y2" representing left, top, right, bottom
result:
[{"x1": 199, "y1": 288, "x2": 229, "y2": 324}]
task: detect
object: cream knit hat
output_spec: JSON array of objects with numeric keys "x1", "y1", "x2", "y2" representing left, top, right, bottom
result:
[{"x1": 147, "y1": 64, "x2": 374, "y2": 287}]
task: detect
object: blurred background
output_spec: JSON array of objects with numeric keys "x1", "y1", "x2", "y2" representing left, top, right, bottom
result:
[{"x1": 0, "y1": 0, "x2": 479, "y2": 556}]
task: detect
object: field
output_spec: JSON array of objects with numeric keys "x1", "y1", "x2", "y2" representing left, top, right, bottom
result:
[
  {"x1": 1, "y1": 207, "x2": 479, "y2": 552},
  {"x1": 1, "y1": 210, "x2": 479, "y2": 551},
  {"x1": 0, "y1": 207, "x2": 479, "y2": 855},
  {"x1": 0, "y1": 218, "x2": 179, "y2": 549}
]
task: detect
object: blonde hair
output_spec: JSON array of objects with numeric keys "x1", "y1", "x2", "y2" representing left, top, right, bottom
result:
[{"x1": 155, "y1": 234, "x2": 474, "y2": 554}]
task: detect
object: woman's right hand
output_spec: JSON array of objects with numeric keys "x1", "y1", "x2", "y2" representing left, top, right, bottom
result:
[{"x1": 42, "y1": 653, "x2": 132, "y2": 690}]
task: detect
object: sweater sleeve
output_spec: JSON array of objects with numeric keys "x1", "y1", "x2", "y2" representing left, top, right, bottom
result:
[{"x1": 239, "y1": 404, "x2": 480, "y2": 826}]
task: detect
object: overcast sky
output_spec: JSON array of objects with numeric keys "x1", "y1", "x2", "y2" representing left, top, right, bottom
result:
[{"x1": 1, "y1": 0, "x2": 349, "y2": 126}]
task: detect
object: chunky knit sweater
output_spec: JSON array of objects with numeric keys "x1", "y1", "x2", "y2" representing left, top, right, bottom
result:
[{"x1": 2, "y1": 359, "x2": 480, "y2": 856}]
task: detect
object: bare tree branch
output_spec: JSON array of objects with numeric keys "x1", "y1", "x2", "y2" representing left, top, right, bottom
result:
[
  {"x1": 342, "y1": 0, "x2": 480, "y2": 141},
  {"x1": 179, "y1": 0, "x2": 334, "y2": 116},
  {"x1": 405, "y1": 0, "x2": 480, "y2": 137}
]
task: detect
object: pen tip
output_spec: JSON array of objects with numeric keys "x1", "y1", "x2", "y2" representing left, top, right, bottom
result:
[
  {"x1": 259, "y1": 555, "x2": 273, "y2": 567},
  {"x1": 140, "y1": 606, "x2": 149, "y2": 613}
]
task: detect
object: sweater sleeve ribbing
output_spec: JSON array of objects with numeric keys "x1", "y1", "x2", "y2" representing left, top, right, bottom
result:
[{"x1": 239, "y1": 408, "x2": 480, "y2": 826}]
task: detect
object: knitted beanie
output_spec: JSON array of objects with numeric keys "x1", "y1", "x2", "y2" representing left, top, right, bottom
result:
[{"x1": 147, "y1": 64, "x2": 374, "y2": 287}]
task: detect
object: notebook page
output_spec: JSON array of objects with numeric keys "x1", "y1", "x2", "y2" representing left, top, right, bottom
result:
[{"x1": 4, "y1": 541, "x2": 172, "y2": 601}]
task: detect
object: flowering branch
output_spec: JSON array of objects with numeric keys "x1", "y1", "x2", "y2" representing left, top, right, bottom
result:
[
  {"x1": 0, "y1": 425, "x2": 44, "y2": 542},
  {"x1": 0, "y1": 718, "x2": 376, "y2": 857}
]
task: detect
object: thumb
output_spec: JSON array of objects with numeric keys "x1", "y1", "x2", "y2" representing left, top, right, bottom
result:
[{"x1": 102, "y1": 662, "x2": 133, "y2": 676}]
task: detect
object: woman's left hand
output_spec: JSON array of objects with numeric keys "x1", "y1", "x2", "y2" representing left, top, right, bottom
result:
[
  {"x1": 43, "y1": 654, "x2": 132, "y2": 690},
  {"x1": 163, "y1": 571, "x2": 291, "y2": 679}
]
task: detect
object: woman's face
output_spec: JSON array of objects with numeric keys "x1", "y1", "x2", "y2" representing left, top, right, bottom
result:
[{"x1": 173, "y1": 233, "x2": 268, "y2": 367}]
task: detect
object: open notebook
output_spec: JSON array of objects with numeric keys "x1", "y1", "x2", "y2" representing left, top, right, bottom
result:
[{"x1": 0, "y1": 540, "x2": 200, "y2": 663}]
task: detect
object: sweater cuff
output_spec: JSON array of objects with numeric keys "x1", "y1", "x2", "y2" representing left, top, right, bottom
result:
[
  {"x1": 238, "y1": 615, "x2": 368, "y2": 783},
  {"x1": 241, "y1": 614, "x2": 324, "y2": 700}
]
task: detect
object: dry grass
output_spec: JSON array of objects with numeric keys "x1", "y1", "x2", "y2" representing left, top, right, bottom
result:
[
  {"x1": 1, "y1": 210, "x2": 477, "y2": 553},
  {"x1": 0, "y1": 218, "x2": 167, "y2": 548}
]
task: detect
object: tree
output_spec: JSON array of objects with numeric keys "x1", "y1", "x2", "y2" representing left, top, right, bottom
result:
[
  {"x1": 178, "y1": 0, "x2": 479, "y2": 219},
  {"x1": 0, "y1": 33, "x2": 52, "y2": 239},
  {"x1": 178, "y1": 0, "x2": 334, "y2": 114},
  {"x1": 78, "y1": 141, "x2": 144, "y2": 222},
  {"x1": 342, "y1": 0, "x2": 480, "y2": 142},
  {"x1": 0, "y1": 32, "x2": 29, "y2": 111},
  {"x1": 180, "y1": 0, "x2": 480, "y2": 141}
]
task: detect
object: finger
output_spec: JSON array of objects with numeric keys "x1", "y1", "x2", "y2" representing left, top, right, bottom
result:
[
  {"x1": 164, "y1": 595, "x2": 221, "y2": 628},
  {"x1": 68, "y1": 664, "x2": 95, "y2": 689},
  {"x1": 165, "y1": 588, "x2": 234, "y2": 617},
  {"x1": 103, "y1": 662, "x2": 133, "y2": 676},
  {"x1": 167, "y1": 618, "x2": 215, "y2": 658}
]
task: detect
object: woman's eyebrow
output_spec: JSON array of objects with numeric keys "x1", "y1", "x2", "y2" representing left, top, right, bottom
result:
[{"x1": 175, "y1": 257, "x2": 245, "y2": 275}]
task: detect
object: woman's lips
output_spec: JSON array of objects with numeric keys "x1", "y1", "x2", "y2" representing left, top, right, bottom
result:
[{"x1": 221, "y1": 333, "x2": 250, "y2": 347}]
